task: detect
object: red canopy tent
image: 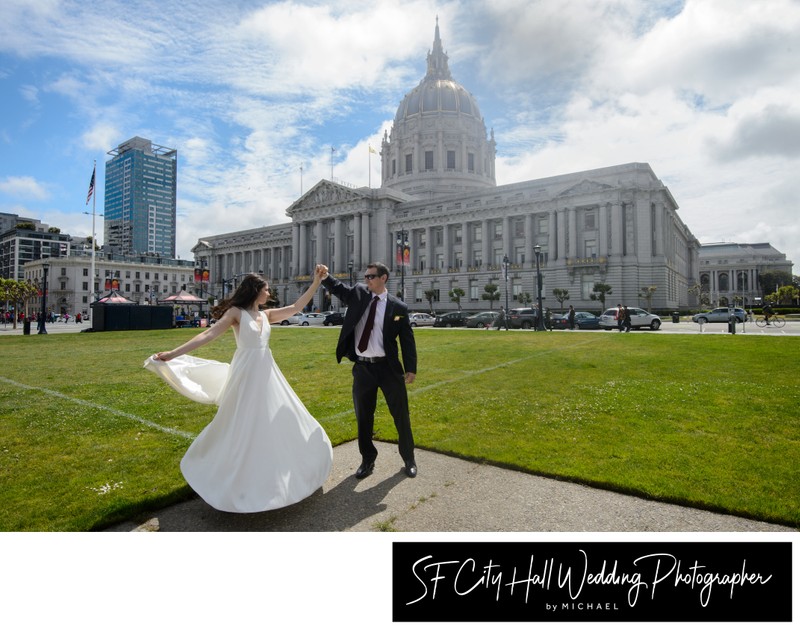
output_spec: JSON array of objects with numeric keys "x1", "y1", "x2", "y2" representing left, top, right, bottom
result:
[
  {"x1": 158, "y1": 290, "x2": 205, "y2": 305},
  {"x1": 92, "y1": 289, "x2": 134, "y2": 304}
]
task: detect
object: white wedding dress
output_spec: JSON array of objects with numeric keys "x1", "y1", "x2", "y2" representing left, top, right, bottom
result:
[{"x1": 144, "y1": 308, "x2": 333, "y2": 513}]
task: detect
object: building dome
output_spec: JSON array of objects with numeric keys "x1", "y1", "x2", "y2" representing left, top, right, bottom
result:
[
  {"x1": 381, "y1": 19, "x2": 496, "y2": 199},
  {"x1": 394, "y1": 79, "x2": 483, "y2": 122}
]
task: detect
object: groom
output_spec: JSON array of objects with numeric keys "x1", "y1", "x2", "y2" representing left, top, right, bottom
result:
[{"x1": 321, "y1": 262, "x2": 417, "y2": 479}]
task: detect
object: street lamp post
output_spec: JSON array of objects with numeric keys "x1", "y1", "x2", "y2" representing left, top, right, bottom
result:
[
  {"x1": 502, "y1": 254, "x2": 510, "y2": 331},
  {"x1": 38, "y1": 261, "x2": 49, "y2": 334},
  {"x1": 534, "y1": 244, "x2": 545, "y2": 331}
]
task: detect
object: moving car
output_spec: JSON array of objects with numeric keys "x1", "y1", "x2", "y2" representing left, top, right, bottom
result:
[
  {"x1": 692, "y1": 307, "x2": 747, "y2": 324},
  {"x1": 299, "y1": 312, "x2": 326, "y2": 326},
  {"x1": 279, "y1": 313, "x2": 302, "y2": 326},
  {"x1": 551, "y1": 311, "x2": 601, "y2": 330},
  {"x1": 433, "y1": 311, "x2": 470, "y2": 327},
  {"x1": 599, "y1": 307, "x2": 662, "y2": 331},
  {"x1": 465, "y1": 311, "x2": 499, "y2": 328},
  {"x1": 409, "y1": 312, "x2": 435, "y2": 327},
  {"x1": 323, "y1": 311, "x2": 345, "y2": 326},
  {"x1": 508, "y1": 307, "x2": 537, "y2": 329}
]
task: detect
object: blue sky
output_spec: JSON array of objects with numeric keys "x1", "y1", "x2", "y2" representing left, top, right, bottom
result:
[{"x1": 1, "y1": 0, "x2": 799, "y2": 270}]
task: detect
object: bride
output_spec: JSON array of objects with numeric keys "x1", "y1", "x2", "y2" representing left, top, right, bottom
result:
[{"x1": 145, "y1": 264, "x2": 332, "y2": 513}]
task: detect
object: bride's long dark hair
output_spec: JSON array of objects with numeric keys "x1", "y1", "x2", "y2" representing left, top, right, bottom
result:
[{"x1": 211, "y1": 274, "x2": 267, "y2": 319}]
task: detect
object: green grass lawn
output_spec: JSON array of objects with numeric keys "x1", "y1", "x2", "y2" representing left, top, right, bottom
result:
[{"x1": 1, "y1": 326, "x2": 798, "y2": 531}]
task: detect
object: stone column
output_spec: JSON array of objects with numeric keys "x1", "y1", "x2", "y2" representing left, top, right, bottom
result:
[
  {"x1": 556, "y1": 210, "x2": 566, "y2": 262},
  {"x1": 361, "y1": 212, "x2": 370, "y2": 268},
  {"x1": 442, "y1": 224, "x2": 451, "y2": 270},
  {"x1": 316, "y1": 221, "x2": 326, "y2": 269},
  {"x1": 548, "y1": 210, "x2": 557, "y2": 260},
  {"x1": 353, "y1": 213, "x2": 362, "y2": 271},
  {"x1": 462, "y1": 220, "x2": 471, "y2": 269},
  {"x1": 610, "y1": 202, "x2": 622, "y2": 257},
  {"x1": 599, "y1": 204, "x2": 609, "y2": 256},
  {"x1": 298, "y1": 223, "x2": 308, "y2": 277},
  {"x1": 426, "y1": 225, "x2": 434, "y2": 271},
  {"x1": 567, "y1": 207, "x2": 577, "y2": 259},
  {"x1": 333, "y1": 216, "x2": 343, "y2": 273},
  {"x1": 482, "y1": 219, "x2": 491, "y2": 267},
  {"x1": 291, "y1": 223, "x2": 300, "y2": 278},
  {"x1": 525, "y1": 213, "x2": 535, "y2": 265},
  {"x1": 503, "y1": 216, "x2": 512, "y2": 263}
]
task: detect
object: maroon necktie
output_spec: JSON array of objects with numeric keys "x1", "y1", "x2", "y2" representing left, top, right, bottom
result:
[{"x1": 357, "y1": 296, "x2": 379, "y2": 352}]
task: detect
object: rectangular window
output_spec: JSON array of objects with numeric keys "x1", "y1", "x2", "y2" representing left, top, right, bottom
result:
[
  {"x1": 513, "y1": 282, "x2": 522, "y2": 300},
  {"x1": 405, "y1": 153, "x2": 413, "y2": 174},
  {"x1": 581, "y1": 276, "x2": 594, "y2": 300},
  {"x1": 514, "y1": 219, "x2": 525, "y2": 238},
  {"x1": 470, "y1": 282, "x2": 479, "y2": 300},
  {"x1": 453, "y1": 251, "x2": 462, "y2": 267},
  {"x1": 415, "y1": 283, "x2": 422, "y2": 303},
  {"x1": 473, "y1": 253, "x2": 483, "y2": 266},
  {"x1": 538, "y1": 216, "x2": 549, "y2": 233},
  {"x1": 419, "y1": 256, "x2": 426, "y2": 272},
  {"x1": 468, "y1": 153, "x2": 475, "y2": 172},
  {"x1": 425, "y1": 150, "x2": 434, "y2": 171},
  {"x1": 454, "y1": 227, "x2": 462, "y2": 244},
  {"x1": 515, "y1": 246, "x2": 525, "y2": 264},
  {"x1": 493, "y1": 221, "x2": 502, "y2": 239},
  {"x1": 585, "y1": 239, "x2": 597, "y2": 258},
  {"x1": 83, "y1": 268, "x2": 89, "y2": 277},
  {"x1": 392, "y1": 159, "x2": 396, "y2": 175},
  {"x1": 447, "y1": 150, "x2": 456, "y2": 169},
  {"x1": 435, "y1": 229, "x2": 443, "y2": 246},
  {"x1": 435, "y1": 253, "x2": 444, "y2": 269},
  {"x1": 82, "y1": 282, "x2": 88, "y2": 290},
  {"x1": 584, "y1": 211, "x2": 596, "y2": 230},
  {"x1": 473, "y1": 225, "x2": 482, "y2": 241}
]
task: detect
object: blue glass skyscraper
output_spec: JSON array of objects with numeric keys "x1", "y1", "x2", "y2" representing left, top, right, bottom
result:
[{"x1": 104, "y1": 137, "x2": 177, "y2": 257}]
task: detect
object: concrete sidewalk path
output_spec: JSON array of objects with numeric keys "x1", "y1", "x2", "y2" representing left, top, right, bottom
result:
[{"x1": 106, "y1": 440, "x2": 794, "y2": 533}]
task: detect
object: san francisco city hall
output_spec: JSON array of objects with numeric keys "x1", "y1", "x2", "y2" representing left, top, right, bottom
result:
[{"x1": 192, "y1": 22, "x2": 700, "y2": 314}]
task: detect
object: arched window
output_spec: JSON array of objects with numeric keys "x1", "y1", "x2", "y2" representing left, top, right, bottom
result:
[
  {"x1": 700, "y1": 273, "x2": 710, "y2": 290},
  {"x1": 737, "y1": 271, "x2": 749, "y2": 291}
]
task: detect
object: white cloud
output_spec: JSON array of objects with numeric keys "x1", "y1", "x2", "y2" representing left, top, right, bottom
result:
[{"x1": 0, "y1": 176, "x2": 49, "y2": 200}]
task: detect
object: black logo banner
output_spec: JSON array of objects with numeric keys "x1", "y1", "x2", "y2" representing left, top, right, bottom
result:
[{"x1": 393, "y1": 542, "x2": 791, "y2": 622}]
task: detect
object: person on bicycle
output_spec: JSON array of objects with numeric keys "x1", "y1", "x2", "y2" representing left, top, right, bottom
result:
[{"x1": 763, "y1": 303, "x2": 774, "y2": 325}]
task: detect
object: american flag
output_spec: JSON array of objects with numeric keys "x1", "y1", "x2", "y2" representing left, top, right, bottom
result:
[{"x1": 86, "y1": 166, "x2": 95, "y2": 205}]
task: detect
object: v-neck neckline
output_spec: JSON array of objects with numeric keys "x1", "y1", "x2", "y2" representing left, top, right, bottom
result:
[{"x1": 244, "y1": 308, "x2": 263, "y2": 334}]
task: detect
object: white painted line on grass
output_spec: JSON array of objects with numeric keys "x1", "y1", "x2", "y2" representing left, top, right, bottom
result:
[{"x1": 0, "y1": 375, "x2": 195, "y2": 440}]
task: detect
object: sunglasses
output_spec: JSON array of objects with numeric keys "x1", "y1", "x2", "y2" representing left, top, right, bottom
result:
[{"x1": 364, "y1": 274, "x2": 379, "y2": 280}]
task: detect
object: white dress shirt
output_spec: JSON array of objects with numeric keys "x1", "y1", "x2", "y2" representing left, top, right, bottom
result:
[{"x1": 355, "y1": 290, "x2": 388, "y2": 358}]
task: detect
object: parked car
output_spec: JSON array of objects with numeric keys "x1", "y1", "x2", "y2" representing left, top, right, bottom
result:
[
  {"x1": 508, "y1": 307, "x2": 538, "y2": 329},
  {"x1": 551, "y1": 311, "x2": 601, "y2": 330},
  {"x1": 279, "y1": 312, "x2": 302, "y2": 326},
  {"x1": 465, "y1": 311, "x2": 499, "y2": 328},
  {"x1": 599, "y1": 307, "x2": 662, "y2": 330},
  {"x1": 433, "y1": 311, "x2": 470, "y2": 327},
  {"x1": 692, "y1": 307, "x2": 747, "y2": 324},
  {"x1": 299, "y1": 312, "x2": 326, "y2": 326},
  {"x1": 409, "y1": 312, "x2": 435, "y2": 327},
  {"x1": 323, "y1": 311, "x2": 345, "y2": 326}
]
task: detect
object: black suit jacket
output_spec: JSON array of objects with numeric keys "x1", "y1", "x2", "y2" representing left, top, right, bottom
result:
[{"x1": 323, "y1": 276, "x2": 417, "y2": 375}]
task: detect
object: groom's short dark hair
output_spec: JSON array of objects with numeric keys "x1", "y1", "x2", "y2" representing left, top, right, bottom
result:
[{"x1": 368, "y1": 262, "x2": 390, "y2": 279}]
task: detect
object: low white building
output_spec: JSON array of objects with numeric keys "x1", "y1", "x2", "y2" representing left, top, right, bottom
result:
[
  {"x1": 698, "y1": 242, "x2": 794, "y2": 307},
  {"x1": 23, "y1": 252, "x2": 196, "y2": 318}
]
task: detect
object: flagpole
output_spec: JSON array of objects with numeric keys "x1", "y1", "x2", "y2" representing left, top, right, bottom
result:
[
  {"x1": 90, "y1": 161, "x2": 97, "y2": 304},
  {"x1": 368, "y1": 147, "x2": 371, "y2": 188}
]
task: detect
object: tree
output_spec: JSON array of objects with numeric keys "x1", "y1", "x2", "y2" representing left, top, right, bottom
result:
[
  {"x1": 482, "y1": 283, "x2": 500, "y2": 310},
  {"x1": 449, "y1": 287, "x2": 465, "y2": 311},
  {"x1": 758, "y1": 270, "x2": 792, "y2": 294},
  {"x1": 15, "y1": 222, "x2": 35, "y2": 230},
  {"x1": 638, "y1": 285, "x2": 657, "y2": 312},
  {"x1": 0, "y1": 279, "x2": 39, "y2": 328},
  {"x1": 47, "y1": 227, "x2": 61, "y2": 234},
  {"x1": 424, "y1": 289, "x2": 437, "y2": 314},
  {"x1": 589, "y1": 283, "x2": 612, "y2": 311},
  {"x1": 765, "y1": 285, "x2": 799, "y2": 305},
  {"x1": 688, "y1": 283, "x2": 710, "y2": 309},
  {"x1": 517, "y1": 292, "x2": 532, "y2": 307},
  {"x1": 552, "y1": 288, "x2": 570, "y2": 310}
]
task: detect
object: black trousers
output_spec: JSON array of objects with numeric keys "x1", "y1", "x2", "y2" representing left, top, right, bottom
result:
[{"x1": 352, "y1": 361, "x2": 415, "y2": 463}]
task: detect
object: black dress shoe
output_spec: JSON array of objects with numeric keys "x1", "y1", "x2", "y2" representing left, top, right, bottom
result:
[
  {"x1": 355, "y1": 461, "x2": 375, "y2": 479},
  {"x1": 404, "y1": 460, "x2": 418, "y2": 478}
]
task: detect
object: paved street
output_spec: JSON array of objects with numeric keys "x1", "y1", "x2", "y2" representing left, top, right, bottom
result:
[{"x1": 2, "y1": 318, "x2": 799, "y2": 336}]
